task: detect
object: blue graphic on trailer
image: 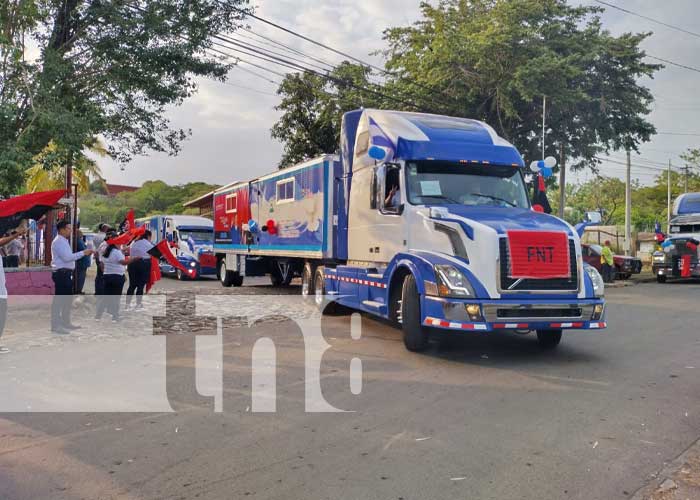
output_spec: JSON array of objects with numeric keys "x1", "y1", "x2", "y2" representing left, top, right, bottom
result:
[{"x1": 247, "y1": 161, "x2": 329, "y2": 252}]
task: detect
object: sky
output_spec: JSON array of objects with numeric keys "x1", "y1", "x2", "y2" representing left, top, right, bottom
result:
[{"x1": 97, "y1": 0, "x2": 700, "y2": 190}]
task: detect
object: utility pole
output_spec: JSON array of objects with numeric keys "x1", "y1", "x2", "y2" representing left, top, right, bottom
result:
[
  {"x1": 667, "y1": 159, "x2": 672, "y2": 232},
  {"x1": 624, "y1": 149, "x2": 631, "y2": 256},
  {"x1": 558, "y1": 143, "x2": 565, "y2": 218},
  {"x1": 683, "y1": 164, "x2": 689, "y2": 193},
  {"x1": 541, "y1": 96, "x2": 546, "y2": 160}
]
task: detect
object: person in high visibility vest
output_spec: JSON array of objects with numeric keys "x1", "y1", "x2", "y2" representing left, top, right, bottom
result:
[{"x1": 601, "y1": 240, "x2": 615, "y2": 283}]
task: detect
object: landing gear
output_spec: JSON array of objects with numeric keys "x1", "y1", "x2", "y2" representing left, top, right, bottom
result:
[{"x1": 270, "y1": 259, "x2": 293, "y2": 287}]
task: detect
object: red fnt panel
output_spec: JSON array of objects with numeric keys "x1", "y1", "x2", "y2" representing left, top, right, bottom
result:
[{"x1": 507, "y1": 230, "x2": 571, "y2": 279}]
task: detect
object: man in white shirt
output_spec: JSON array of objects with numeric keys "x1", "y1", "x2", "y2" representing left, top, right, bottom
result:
[
  {"x1": 51, "y1": 220, "x2": 94, "y2": 334},
  {"x1": 0, "y1": 228, "x2": 27, "y2": 353}
]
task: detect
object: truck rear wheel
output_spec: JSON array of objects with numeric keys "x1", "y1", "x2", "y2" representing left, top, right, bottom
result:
[
  {"x1": 536, "y1": 329, "x2": 562, "y2": 349},
  {"x1": 314, "y1": 267, "x2": 344, "y2": 315},
  {"x1": 401, "y1": 274, "x2": 430, "y2": 352}
]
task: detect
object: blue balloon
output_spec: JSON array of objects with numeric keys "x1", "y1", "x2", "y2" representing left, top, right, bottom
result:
[
  {"x1": 661, "y1": 239, "x2": 673, "y2": 248},
  {"x1": 537, "y1": 160, "x2": 546, "y2": 170},
  {"x1": 541, "y1": 166, "x2": 553, "y2": 178},
  {"x1": 368, "y1": 145, "x2": 387, "y2": 161},
  {"x1": 248, "y1": 219, "x2": 259, "y2": 234}
]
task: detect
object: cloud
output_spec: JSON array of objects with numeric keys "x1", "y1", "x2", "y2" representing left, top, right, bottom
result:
[{"x1": 103, "y1": 0, "x2": 700, "y2": 191}]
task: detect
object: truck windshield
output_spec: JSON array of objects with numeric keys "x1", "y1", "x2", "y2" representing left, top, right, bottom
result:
[
  {"x1": 405, "y1": 160, "x2": 530, "y2": 208},
  {"x1": 179, "y1": 229, "x2": 212, "y2": 242}
]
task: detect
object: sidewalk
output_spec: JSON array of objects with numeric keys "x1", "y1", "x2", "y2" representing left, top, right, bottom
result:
[{"x1": 632, "y1": 437, "x2": 700, "y2": 499}]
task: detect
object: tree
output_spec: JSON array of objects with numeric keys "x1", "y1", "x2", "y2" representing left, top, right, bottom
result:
[
  {"x1": 0, "y1": 0, "x2": 250, "y2": 196},
  {"x1": 271, "y1": 62, "x2": 382, "y2": 167},
  {"x1": 381, "y1": 0, "x2": 659, "y2": 170},
  {"x1": 25, "y1": 138, "x2": 106, "y2": 193},
  {"x1": 567, "y1": 176, "x2": 627, "y2": 225}
]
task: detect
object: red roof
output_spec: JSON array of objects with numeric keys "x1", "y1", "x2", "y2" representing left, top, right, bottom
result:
[{"x1": 106, "y1": 184, "x2": 139, "y2": 196}]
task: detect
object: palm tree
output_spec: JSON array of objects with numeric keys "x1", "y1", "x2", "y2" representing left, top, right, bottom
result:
[{"x1": 25, "y1": 139, "x2": 107, "y2": 193}]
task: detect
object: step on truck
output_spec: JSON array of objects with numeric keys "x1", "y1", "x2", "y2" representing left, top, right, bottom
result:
[
  {"x1": 139, "y1": 215, "x2": 217, "y2": 280},
  {"x1": 213, "y1": 109, "x2": 606, "y2": 351}
]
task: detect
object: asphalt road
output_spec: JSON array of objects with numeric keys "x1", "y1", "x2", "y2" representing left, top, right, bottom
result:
[{"x1": 1, "y1": 280, "x2": 699, "y2": 500}]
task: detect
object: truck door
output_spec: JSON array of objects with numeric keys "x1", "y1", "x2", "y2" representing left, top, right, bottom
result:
[{"x1": 347, "y1": 163, "x2": 406, "y2": 263}]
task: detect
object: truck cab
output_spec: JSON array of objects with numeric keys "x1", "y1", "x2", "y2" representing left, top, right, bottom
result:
[
  {"x1": 213, "y1": 109, "x2": 606, "y2": 352},
  {"x1": 141, "y1": 215, "x2": 216, "y2": 280}
]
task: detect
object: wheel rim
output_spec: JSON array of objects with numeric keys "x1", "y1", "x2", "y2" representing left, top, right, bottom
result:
[
  {"x1": 314, "y1": 274, "x2": 324, "y2": 307},
  {"x1": 220, "y1": 262, "x2": 226, "y2": 284}
]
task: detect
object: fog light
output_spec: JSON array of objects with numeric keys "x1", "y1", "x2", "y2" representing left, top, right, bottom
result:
[
  {"x1": 592, "y1": 304, "x2": 604, "y2": 320},
  {"x1": 465, "y1": 304, "x2": 482, "y2": 321}
]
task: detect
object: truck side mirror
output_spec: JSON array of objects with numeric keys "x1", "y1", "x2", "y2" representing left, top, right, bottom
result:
[{"x1": 585, "y1": 211, "x2": 602, "y2": 224}]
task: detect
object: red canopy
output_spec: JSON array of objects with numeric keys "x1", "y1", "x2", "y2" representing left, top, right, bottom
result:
[{"x1": 0, "y1": 190, "x2": 65, "y2": 235}]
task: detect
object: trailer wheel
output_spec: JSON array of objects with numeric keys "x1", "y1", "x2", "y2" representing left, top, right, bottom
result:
[
  {"x1": 176, "y1": 269, "x2": 188, "y2": 281},
  {"x1": 401, "y1": 274, "x2": 430, "y2": 352},
  {"x1": 656, "y1": 275, "x2": 667, "y2": 283},
  {"x1": 536, "y1": 329, "x2": 562, "y2": 349},
  {"x1": 219, "y1": 260, "x2": 234, "y2": 287},
  {"x1": 301, "y1": 261, "x2": 316, "y2": 297},
  {"x1": 314, "y1": 267, "x2": 345, "y2": 315}
]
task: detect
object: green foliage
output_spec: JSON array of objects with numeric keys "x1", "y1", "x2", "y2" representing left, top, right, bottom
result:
[
  {"x1": 0, "y1": 0, "x2": 249, "y2": 196},
  {"x1": 381, "y1": 0, "x2": 659, "y2": 170},
  {"x1": 271, "y1": 62, "x2": 382, "y2": 167},
  {"x1": 79, "y1": 181, "x2": 217, "y2": 229},
  {"x1": 561, "y1": 171, "x2": 700, "y2": 231}
]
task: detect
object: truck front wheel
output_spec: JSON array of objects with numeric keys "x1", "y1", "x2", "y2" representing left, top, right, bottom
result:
[
  {"x1": 536, "y1": 329, "x2": 562, "y2": 349},
  {"x1": 656, "y1": 275, "x2": 667, "y2": 283},
  {"x1": 401, "y1": 274, "x2": 430, "y2": 352}
]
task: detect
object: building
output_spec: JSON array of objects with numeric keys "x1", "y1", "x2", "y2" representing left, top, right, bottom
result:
[{"x1": 105, "y1": 184, "x2": 139, "y2": 197}]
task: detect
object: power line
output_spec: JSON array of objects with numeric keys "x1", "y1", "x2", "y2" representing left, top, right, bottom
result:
[
  {"x1": 238, "y1": 27, "x2": 338, "y2": 70},
  {"x1": 645, "y1": 55, "x2": 700, "y2": 74},
  {"x1": 656, "y1": 132, "x2": 700, "y2": 136},
  {"x1": 593, "y1": 0, "x2": 700, "y2": 39},
  {"x1": 226, "y1": 3, "x2": 462, "y2": 110}
]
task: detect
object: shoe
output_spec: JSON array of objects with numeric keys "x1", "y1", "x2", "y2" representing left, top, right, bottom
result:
[
  {"x1": 0, "y1": 347, "x2": 10, "y2": 354},
  {"x1": 111, "y1": 317, "x2": 121, "y2": 323},
  {"x1": 64, "y1": 324, "x2": 82, "y2": 330},
  {"x1": 51, "y1": 327, "x2": 70, "y2": 335}
]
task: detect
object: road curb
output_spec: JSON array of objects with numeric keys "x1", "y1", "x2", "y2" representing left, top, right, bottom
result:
[{"x1": 631, "y1": 436, "x2": 700, "y2": 499}]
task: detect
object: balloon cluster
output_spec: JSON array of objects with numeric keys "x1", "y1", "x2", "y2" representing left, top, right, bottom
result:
[
  {"x1": 530, "y1": 156, "x2": 557, "y2": 179},
  {"x1": 661, "y1": 239, "x2": 675, "y2": 252}
]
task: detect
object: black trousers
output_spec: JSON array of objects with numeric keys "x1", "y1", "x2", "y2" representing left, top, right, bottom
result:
[
  {"x1": 3, "y1": 255, "x2": 19, "y2": 268},
  {"x1": 0, "y1": 298, "x2": 7, "y2": 341},
  {"x1": 97, "y1": 274, "x2": 125, "y2": 320},
  {"x1": 601, "y1": 263, "x2": 614, "y2": 283},
  {"x1": 51, "y1": 269, "x2": 74, "y2": 329},
  {"x1": 76, "y1": 266, "x2": 87, "y2": 294},
  {"x1": 126, "y1": 259, "x2": 150, "y2": 306}
]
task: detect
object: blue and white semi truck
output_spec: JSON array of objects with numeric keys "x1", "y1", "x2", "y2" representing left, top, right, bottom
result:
[
  {"x1": 139, "y1": 215, "x2": 217, "y2": 280},
  {"x1": 213, "y1": 109, "x2": 606, "y2": 351}
]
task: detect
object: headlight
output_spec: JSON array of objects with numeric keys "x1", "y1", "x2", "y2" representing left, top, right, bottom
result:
[
  {"x1": 434, "y1": 265, "x2": 475, "y2": 297},
  {"x1": 189, "y1": 261, "x2": 197, "y2": 267},
  {"x1": 584, "y1": 264, "x2": 604, "y2": 298},
  {"x1": 653, "y1": 252, "x2": 666, "y2": 263}
]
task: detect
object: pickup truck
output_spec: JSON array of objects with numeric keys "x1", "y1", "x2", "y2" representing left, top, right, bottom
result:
[{"x1": 581, "y1": 243, "x2": 642, "y2": 280}]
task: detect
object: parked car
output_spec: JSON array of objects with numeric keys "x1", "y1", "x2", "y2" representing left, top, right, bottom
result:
[{"x1": 582, "y1": 244, "x2": 642, "y2": 280}]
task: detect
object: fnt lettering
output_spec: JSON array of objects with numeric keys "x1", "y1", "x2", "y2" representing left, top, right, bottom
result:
[{"x1": 527, "y1": 246, "x2": 555, "y2": 263}]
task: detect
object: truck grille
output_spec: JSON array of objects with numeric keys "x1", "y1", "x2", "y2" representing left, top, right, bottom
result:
[{"x1": 499, "y1": 238, "x2": 578, "y2": 292}]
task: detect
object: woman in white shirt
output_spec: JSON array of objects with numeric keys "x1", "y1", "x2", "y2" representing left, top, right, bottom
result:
[
  {"x1": 126, "y1": 230, "x2": 154, "y2": 309},
  {"x1": 96, "y1": 235, "x2": 130, "y2": 322}
]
